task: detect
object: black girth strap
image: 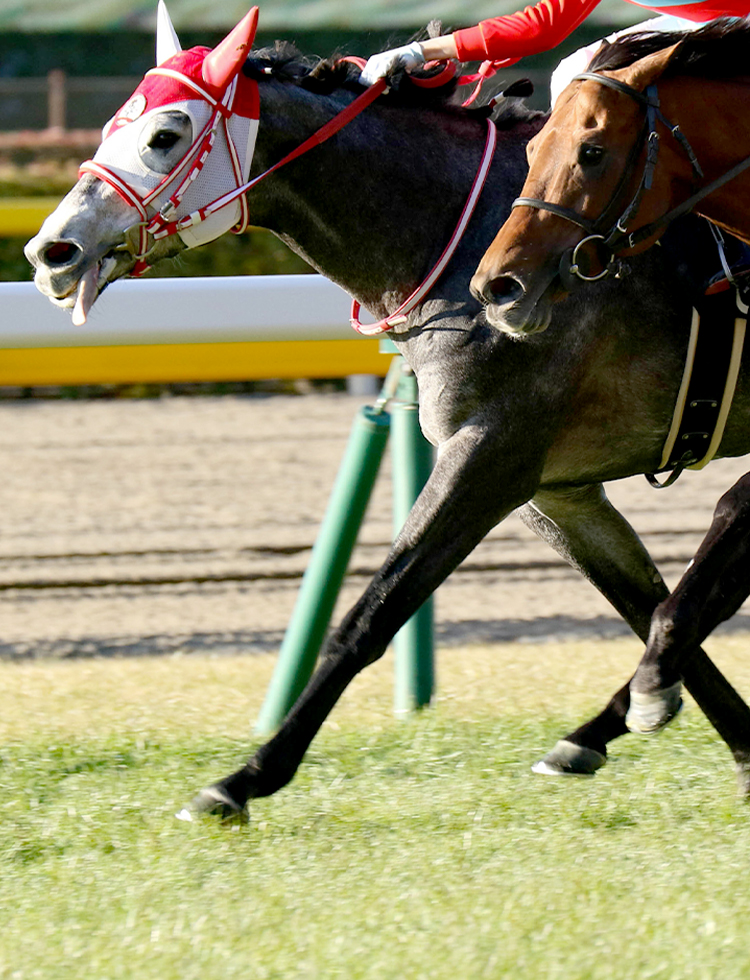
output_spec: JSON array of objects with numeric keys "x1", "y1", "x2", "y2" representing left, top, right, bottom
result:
[{"x1": 573, "y1": 71, "x2": 657, "y2": 107}]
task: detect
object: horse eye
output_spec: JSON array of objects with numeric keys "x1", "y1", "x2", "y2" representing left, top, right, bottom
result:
[
  {"x1": 150, "y1": 130, "x2": 181, "y2": 151},
  {"x1": 578, "y1": 144, "x2": 604, "y2": 167}
]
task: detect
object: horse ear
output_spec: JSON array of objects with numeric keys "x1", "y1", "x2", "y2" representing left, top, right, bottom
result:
[
  {"x1": 620, "y1": 42, "x2": 681, "y2": 92},
  {"x1": 156, "y1": 0, "x2": 182, "y2": 66},
  {"x1": 202, "y1": 7, "x2": 259, "y2": 90}
]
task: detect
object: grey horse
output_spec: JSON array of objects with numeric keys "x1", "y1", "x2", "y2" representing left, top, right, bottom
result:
[{"x1": 24, "y1": 28, "x2": 750, "y2": 821}]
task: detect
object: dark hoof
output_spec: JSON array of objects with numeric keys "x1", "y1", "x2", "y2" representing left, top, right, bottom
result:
[
  {"x1": 736, "y1": 762, "x2": 750, "y2": 799},
  {"x1": 626, "y1": 681, "x2": 683, "y2": 734},
  {"x1": 531, "y1": 739, "x2": 606, "y2": 776},
  {"x1": 176, "y1": 785, "x2": 249, "y2": 825}
]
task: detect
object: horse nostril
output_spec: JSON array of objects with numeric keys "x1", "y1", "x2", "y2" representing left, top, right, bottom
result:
[
  {"x1": 486, "y1": 276, "x2": 523, "y2": 306},
  {"x1": 43, "y1": 241, "x2": 82, "y2": 267}
]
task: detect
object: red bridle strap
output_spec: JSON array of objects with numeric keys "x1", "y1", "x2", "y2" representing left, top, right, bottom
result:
[
  {"x1": 76, "y1": 60, "x2": 490, "y2": 322},
  {"x1": 79, "y1": 71, "x2": 241, "y2": 276}
]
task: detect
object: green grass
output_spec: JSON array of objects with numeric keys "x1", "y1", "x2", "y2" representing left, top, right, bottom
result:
[{"x1": 1, "y1": 641, "x2": 749, "y2": 979}]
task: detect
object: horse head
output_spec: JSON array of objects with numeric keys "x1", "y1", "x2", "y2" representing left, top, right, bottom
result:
[
  {"x1": 25, "y1": 2, "x2": 260, "y2": 324},
  {"x1": 471, "y1": 41, "x2": 681, "y2": 336}
]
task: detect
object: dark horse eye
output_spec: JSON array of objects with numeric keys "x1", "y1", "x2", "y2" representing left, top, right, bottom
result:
[
  {"x1": 578, "y1": 144, "x2": 604, "y2": 167},
  {"x1": 150, "y1": 130, "x2": 181, "y2": 151}
]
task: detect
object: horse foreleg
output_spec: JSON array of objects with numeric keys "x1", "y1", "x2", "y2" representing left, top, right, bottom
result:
[
  {"x1": 519, "y1": 483, "x2": 750, "y2": 791},
  {"x1": 181, "y1": 427, "x2": 537, "y2": 822},
  {"x1": 627, "y1": 472, "x2": 750, "y2": 790}
]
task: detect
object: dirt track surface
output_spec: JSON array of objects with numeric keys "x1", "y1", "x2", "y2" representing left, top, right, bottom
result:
[{"x1": 2, "y1": 393, "x2": 749, "y2": 660}]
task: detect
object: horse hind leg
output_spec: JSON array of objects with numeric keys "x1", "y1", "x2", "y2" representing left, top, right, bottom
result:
[
  {"x1": 519, "y1": 484, "x2": 750, "y2": 792},
  {"x1": 518, "y1": 485, "x2": 672, "y2": 776},
  {"x1": 627, "y1": 471, "x2": 750, "y2": 750}
]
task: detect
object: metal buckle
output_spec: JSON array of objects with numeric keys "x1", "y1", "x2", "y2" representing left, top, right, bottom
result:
[{"x1": 568, "y1": 234, "x2": 617, "y2": 282}]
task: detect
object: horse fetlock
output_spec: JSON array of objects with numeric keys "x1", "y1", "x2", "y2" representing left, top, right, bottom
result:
[
  {"x1": 630, "y1": 656, "x2": 681, "y2": 698},
  {"x1": 736, "y1": 761, "x2": 750, "y2": 799},
  {"x1": 649, "y1": 594, "x2": 700, "y2": 653},
  {"x1": 625, "y1": 681, "x2": 683, "y2": 734},
  {"x1": 531, "y1": 739, "x2": 606, "y2": 776},
  {"x1": 176, "y1": 784, "x2": 249, "y2": 825}
]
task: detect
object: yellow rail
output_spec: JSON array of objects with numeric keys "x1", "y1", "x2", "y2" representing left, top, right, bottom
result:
[
  {"x1": 0, "y1": 197, "x2": 62, "y2": 236},
  {"x1": 1, "y1": 215, "x2": 387, "y2": 384},
  {"x1": 0, "y1": 338, "x2": 385, "y2": 386}
]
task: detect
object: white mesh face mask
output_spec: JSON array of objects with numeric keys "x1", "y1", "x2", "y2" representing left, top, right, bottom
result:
[
  {"x1": 89, "y1": 87, "x2": 259, "y2": 248},
  {"x1": 78, "y1": 7, "x2": 262, "y2": 262}
]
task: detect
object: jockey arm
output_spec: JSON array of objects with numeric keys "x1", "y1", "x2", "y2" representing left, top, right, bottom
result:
[
  {"x1": 360, "y1": 0, "x2": 749, "y2": 85},
  {"x1": 360, "y1": 0, "x2": 602, "y2": 83},
  {"x1": 450, "y1": 0, "x2": 602, "y2": 65}
]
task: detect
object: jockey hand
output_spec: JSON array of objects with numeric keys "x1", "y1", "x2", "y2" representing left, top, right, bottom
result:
[{"x1": 360, "y1": 42, "x2": 426, "y2": 86}]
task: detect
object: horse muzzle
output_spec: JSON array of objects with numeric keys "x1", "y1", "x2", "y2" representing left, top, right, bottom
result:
[{"x1": 470, "y1": 265, "x2": 556, "y2": 337}]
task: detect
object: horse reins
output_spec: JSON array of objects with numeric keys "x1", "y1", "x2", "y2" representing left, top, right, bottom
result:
[{"x1": 511, "y1": 70, "x2": 709, "y2": 285}]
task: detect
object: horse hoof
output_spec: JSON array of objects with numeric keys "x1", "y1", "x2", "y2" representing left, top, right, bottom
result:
[
  {"x1": 626, "y1": 681, "x2": 683, "y2": 734},
  {"x1": 531, "y1": 739, "x2": 606, "y2": 776},
  {"x1": 175, "y1": 785, "x2": 249, "y2": 825},
  {"x1": 736, "y1": 762, "x2": 750, "y2": 799}
]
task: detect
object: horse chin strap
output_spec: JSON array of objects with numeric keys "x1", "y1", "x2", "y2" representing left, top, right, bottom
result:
[{"x1": 512, "y1": 71, "x2": 705, "y2": 287}]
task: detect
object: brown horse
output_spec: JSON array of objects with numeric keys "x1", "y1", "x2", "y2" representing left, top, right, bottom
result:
[
  {"x1": 470, "y1": 19, "x2": 750, "y2": 738},
  {"x1": 471, "y1": 19, "x2": 750, "y2": 338}
]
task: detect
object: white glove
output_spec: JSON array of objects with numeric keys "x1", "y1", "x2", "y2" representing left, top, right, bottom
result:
[{"x1": 360, "y1": 42, "x2": 426, "y2": 86}]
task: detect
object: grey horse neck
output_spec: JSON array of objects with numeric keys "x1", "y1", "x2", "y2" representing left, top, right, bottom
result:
[{"x1": 246, "y1": 78, "x2": 534, "y2": 327}]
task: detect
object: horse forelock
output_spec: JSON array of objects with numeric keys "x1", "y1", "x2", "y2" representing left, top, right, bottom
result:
[{"x1": 588, "y1": 17, "x2": 750, "y2": 79}]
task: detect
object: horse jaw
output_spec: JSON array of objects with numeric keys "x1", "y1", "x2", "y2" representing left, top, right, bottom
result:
[
  {"x1": 24, "y1": 176, "x2": 185, "y2": 322},
  {"x1": 156, "y1": 0, "x2": 182, "y2": 65}
]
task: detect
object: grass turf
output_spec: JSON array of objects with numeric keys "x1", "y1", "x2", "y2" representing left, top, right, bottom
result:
[{"x1": 1, "y1": 637, "x2": 749, "y2": 979}]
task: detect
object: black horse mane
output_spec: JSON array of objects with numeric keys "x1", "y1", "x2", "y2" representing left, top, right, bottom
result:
[
  {"x1": 243, "y1": 39, "x2": 544, "y2": 130},
  {"x1": 588, "y1": 16, "x2": 750, "y2": 78}
]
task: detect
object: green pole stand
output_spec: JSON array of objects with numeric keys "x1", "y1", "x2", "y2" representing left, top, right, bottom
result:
[
  {"x1": 255, "y1": 402, "x2": 390, "y2": 734},
  {"x1": 390, "y1": 364, "x2": 435, "y2": 714},
  {"x1": 254, "y1": 351, "x2": 436, "y2": 734}
]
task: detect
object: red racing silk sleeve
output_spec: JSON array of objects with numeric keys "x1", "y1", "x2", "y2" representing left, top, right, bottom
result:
[
  {"x1": 452, "y1": 0, "x2": 750, "y2": 65},
  {"x1": 453, "y1": 0, "x2": 604, "y2": 65}
]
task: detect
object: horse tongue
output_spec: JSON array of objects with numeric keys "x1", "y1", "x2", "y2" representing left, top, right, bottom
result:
[{"x1": 71, "y1": 264, "x2": 99, "y2": 326}]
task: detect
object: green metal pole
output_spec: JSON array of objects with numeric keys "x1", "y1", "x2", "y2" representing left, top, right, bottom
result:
[
  {"x1": 390, "y1": 364, "x2": 435, "y2": 714},
  {"x1": 255, "y1": 402, "x2": 390, "y2": 734}
]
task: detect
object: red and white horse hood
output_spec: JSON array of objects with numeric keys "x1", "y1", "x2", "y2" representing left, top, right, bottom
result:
[{"x1": 83, "y1": 3, "x2": 260, "y2": 249}]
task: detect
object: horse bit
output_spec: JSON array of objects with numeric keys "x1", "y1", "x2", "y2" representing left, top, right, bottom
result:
[{"x1": 512, "y1": 71, "x2": 706, "y2": 286}]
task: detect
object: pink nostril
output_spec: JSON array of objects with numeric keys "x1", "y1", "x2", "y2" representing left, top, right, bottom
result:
[{"x1": 43, "y1": 241, "x2": 81, "y2": 266}]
